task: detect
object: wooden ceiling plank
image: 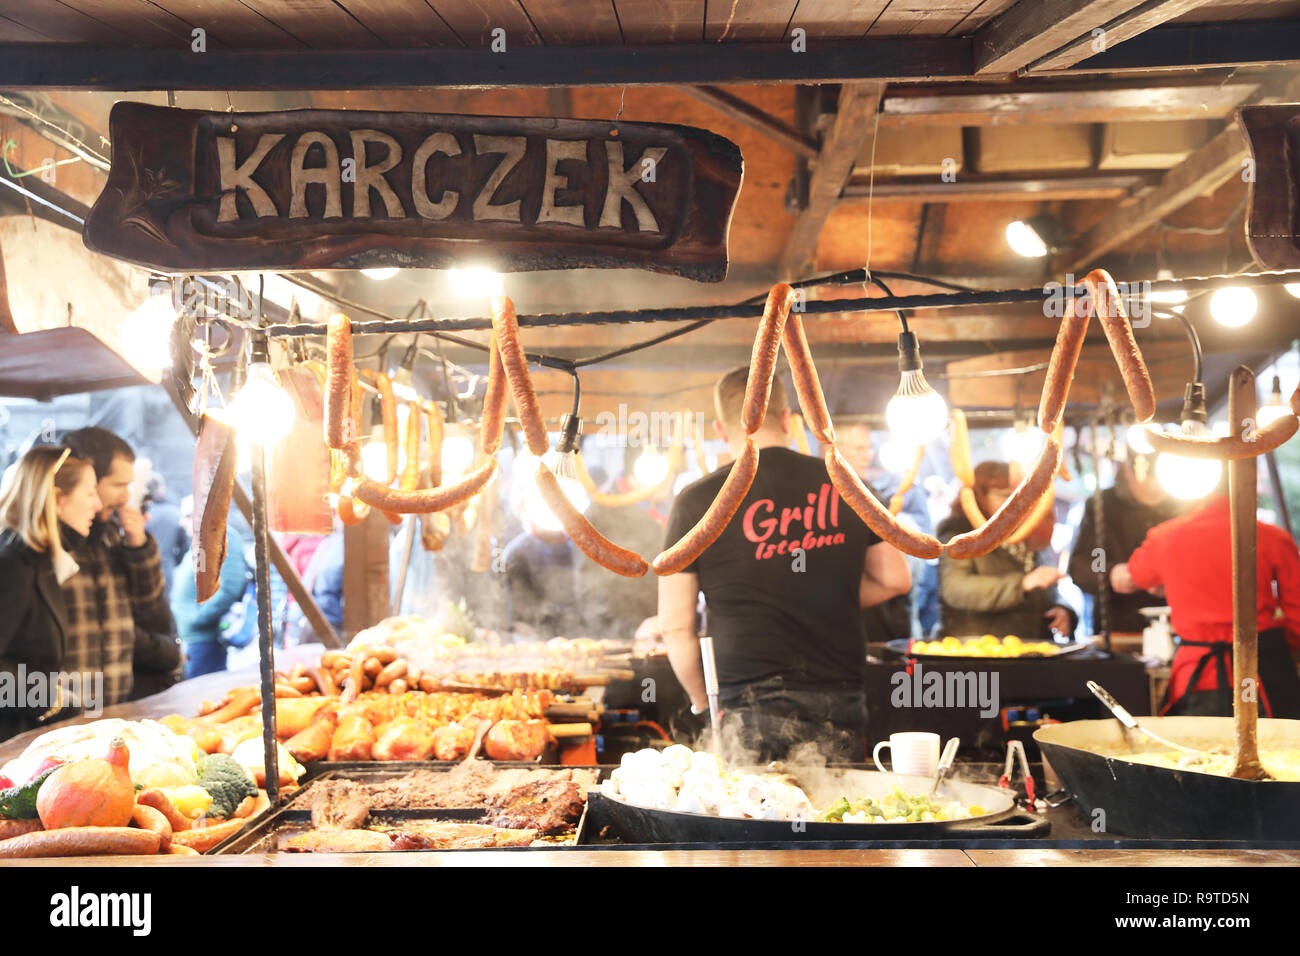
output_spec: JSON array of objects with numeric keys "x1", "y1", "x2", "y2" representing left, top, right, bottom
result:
[
  {"x1": 336, "y1": 0, "x2": 463, "y2": 46},
  {"x1": 235, "y1": 0, "x2": 386, "y2": 48},
  {"x1": 0, "y1": 13, "x2": 56, "y2": 42},
  {"x1": 783, "y1": 0, "x2": 889, "y2": 39},
  {"x1": 55, "y1": 0, "x2": 196, "y2": 45},
  {"x1": 1029, "y1": 0, "x2": 1220, "y2": 71},
  {"x1": 426, "y1": 0, "x2": 542, "y2": 46},
  {"x1": 879, "y1": 81, "x2": 1257, "y2": 127},
  {"x1": 973, "y1": 0, "x2": 1147, "y2": 74},
  {"x1": 145, "y1": 0, "x2": 305, "y2": 48},
  {"x1": 0, "y1": 0, "x2": 134, "y2": 44},
  {"x1": 519, "y1": 0, "x2": 624, "y2": 44},
  {"x1": 705, "y1": 0, "x2": 798, "y2": 41},
  {"x1": 683, "y1": 85, "x2": 817, "y2": 158},
  {"x1": 779, "y1": 81, "x2": 886, "y2": 279},
  {"x1": 613, "y1": 0, "x2": 704, "y2": 44},
  {"x1": 869, "y1": 0, "x2": 986, "y2": 37},
  {"x1": 944, "y1": 0, "x2": 1020, "y2": 36},
  {"x1": 1051, "y1": 123, "x2": 1247, "y2": 272}
]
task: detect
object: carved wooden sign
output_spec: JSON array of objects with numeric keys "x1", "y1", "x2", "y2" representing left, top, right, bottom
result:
[
  {"x1": 84, "y1": 102, "x2": 743, "y2": 281},
  {"x1": 1239, "y1": 105, "x2": 1300, "y2": 271}
]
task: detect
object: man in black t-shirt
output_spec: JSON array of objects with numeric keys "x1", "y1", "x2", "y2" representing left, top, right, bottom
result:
[{"x1": 659, "y1": 367, "x2": 911, "y2": 761}]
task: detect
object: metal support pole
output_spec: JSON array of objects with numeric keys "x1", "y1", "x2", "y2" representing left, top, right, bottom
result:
[
  {"x1": 249, "y1": 335, "x2": 281, "y2": 804},
  {"x1": 1089, "y1": 419, "x2": 1112, "y2": 654},
  {"x1": 1264, "y1": 450, "x2": 1293, "y2": 539},
  {"x1": 390, "y1": 515, "x2": 417, "y2": 617},
  {"x1": 1228, "y1": 366, "x2": 1265, "y2": 780}
]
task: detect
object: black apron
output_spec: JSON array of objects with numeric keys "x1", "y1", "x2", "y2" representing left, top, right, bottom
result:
[{"x1": 1164, "y1": 627, "x2": 1300, "y2": 719}]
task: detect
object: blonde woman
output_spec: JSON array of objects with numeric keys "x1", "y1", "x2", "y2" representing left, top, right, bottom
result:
[{"x1": 0, "y1": 446, "x2": 100, "y2": 741}]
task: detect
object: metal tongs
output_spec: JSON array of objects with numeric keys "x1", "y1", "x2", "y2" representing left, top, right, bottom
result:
[
  {"x1": 998, "y1": 739, "x2": 1036, "y2": 808},
  {"x1": 1086, "y1": 680, "x2": 1214, "y2": 764},
  {"x1": 928, "y1": 736, "x2": 961, "y2": 797}
]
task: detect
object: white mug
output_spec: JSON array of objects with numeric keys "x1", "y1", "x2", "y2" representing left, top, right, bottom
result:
[{"x1": 873, "y1": 732, "x2": 941, "y2": 777}]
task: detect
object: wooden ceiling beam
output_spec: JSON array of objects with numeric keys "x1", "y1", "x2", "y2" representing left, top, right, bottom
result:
[
  {"x1": 1050, "y1": 123, "x2": 1247, "y2": 273},
  {"x1": 974, "y1": 0, "x2": 1149, "y2": 75},
  {"x1": 779, "y1": 82, "x2": 885, "y2": 280},
  {"x1": 1055, "y1": 18, "x2": 1300, "y2": 75},
  {"x1": 1028, "y1": 0, "x2": 1219, "y2": 71},
  {"x1": 842, "y1": 171, "x2": 1154, "y2": 203},
  {"x1": 682, "y1": 85, "x2": 818, "y2": 159},
  {"x1": 0, "y1": 39, "x2": 970, "y2": 90},
  {"x1": 878, "y1": 81, "x2": 1257, "y2": 128}
]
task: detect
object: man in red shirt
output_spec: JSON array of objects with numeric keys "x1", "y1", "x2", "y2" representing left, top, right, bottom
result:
[{"x1": 1110, "y1": 487, "x2": 1300, "y2": 717}]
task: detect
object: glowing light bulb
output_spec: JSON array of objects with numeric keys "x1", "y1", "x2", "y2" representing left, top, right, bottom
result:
[
  {"x1": 1284, "y1": 283, "x2": 1300, "y2": 299},
  {"x1": 228, "y1": 362, "x2": 295, "y2": 445},
  {"x1": 447, "y1": 267, "x2": 504, "y2": 298},
  {"x1": 1149, "y1": 269, "x2": 1187, "y2": 305},
  {"x1": 361, "y1": 439, "x2": 391, "y2": 482},
  {"x1": 1003, "y1": 423, "x2": 1044, "y2": 468},
  {"x1": 878, "y1": 439, "x2": 916, "y2": 474},
  {"x1": 1005, "y1": 220, "x2": 1048, "y2": 258},
  {"x1": 886, "y1": 370, "x2": 948, "y2": 445},
  {"x1": 633, "y1": 448, "x2": 670, "y2": 487},
  {"x1": 1258, "y1": 377, "x2": 1290, "y2": 428},
  {"x1": 361, "y1": 267, "x2": 399, "y2": 280},
  {"x1": 122, "y1": 292, "x2": 177, "y2": 371},
  {"x1": 441, "y1": 435, "x2": 476, "y2": 478},
  {"x1": 1209, "y1": 287, "x2": 1256, "y2": 327},
  {"x1": 1155, "y1": 422, "x2": 1222, "y2": 500},
  {"x1": 1126, "y1": 423, "x2": 1154, "y2": 455}
]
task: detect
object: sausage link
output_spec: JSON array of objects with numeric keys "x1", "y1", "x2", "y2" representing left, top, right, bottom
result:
[
  {"x1": 535, "y1": 465, "x2": 650, "y2": 577},
  {"x1": 958, "y1": 486, "x2": 986, "y2": 530},
  {"x1": 325, "y1": 314, "x2": 355, "y2": 450},
  {"x1": 654, "y1": 439, "x2": 760, "y2": 576},
  {"x1": 0, "y1": 826, "x2": 162, "y2": 858},
  {"x1": 1086, "y1": 269, "x2": 1156, "y2": 424},
  {"x1": 359, "y1": 369, "x2": 399, "y2": 482},
  {"x1": 137, "y1": 788, "x2": 191, "y2": 833},
  {"x1": 423, "y1": 400, "x2": 444, "y2": 489},
  {"x1": 131, "y1": 803, "x2": 173, "y2": 850},
  {"x1": 825, "y1": 447, "x2": 943, "y2": 560},
  {"x1": 1004, "y1": 480, "x2": 1055, "y2": 545},
  {"x1": 481, "y1": 334, "x2": 508, "y2": 456},
  {"x1": 950, "y1": 409, "x2": 975, "y2": 488},
  {"x1": 1141, "y1": 414, "x2": 1299, "y2": 461},
  {"x1": 396, "y1": 400, "x2": 421, "y2": 491},
  {"x1": 374, "y1": 659, "x2": 408, "y2": 688},
  {"x1": 1037, "y1": 291, "x2": 1090, "y2": 434},
  {"x1": 888, "y1": 444, "x2": 925, "y2": 515},
  {"x1": 352, "y1": 457, "x2": 497, "y2": 514},
  {"x1": 783, "y1": 311, "x2": 837, "y2": 445},
  {"x1": 0, "y1": 819, "x2": 43, "y2": 841},
  {"x1": 490, "y1": 296, "x2": 549, "y2": 456},
  {"x1": 742, "y1": 283, "x2": 795, "y2": 435},
  {"x1": 945, "y1": 437, "x2": 1061, "y2": 560}
]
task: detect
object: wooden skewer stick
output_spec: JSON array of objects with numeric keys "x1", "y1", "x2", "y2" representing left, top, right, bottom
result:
[{"x1": 1229, "y1": 365, "x2": 1267, "y2": 780}]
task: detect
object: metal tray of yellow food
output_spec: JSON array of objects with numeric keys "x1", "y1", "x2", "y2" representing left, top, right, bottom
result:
[{"x1": 888, "y1": 636, "x2": 1094, "y2": 661}]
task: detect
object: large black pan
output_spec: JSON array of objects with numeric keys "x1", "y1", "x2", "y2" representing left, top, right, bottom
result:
[
  {"x1": 594, "y1": 767, "x2": 1045, "y2": 843},
  {"x1": 1035, "y1": 717, "x2": 1300, "y2": 840}
]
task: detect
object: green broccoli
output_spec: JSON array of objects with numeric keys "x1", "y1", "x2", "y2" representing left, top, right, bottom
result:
[
  {"x1": 196, "y1": 753, "x2": 257, "y2": 818},
  {"x1": 815, "y1": 797, "x2": 850, "y2": 823}
]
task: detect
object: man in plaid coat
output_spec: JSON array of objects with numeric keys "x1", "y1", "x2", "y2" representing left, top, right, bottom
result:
[{"x1": 62, "y1": 428, "x2": 178, "y2": 706}]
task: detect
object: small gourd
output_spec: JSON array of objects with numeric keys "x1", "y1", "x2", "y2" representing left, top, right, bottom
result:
[{"x1": 35, "y1": 737, "x2": 135, "y2": 829}]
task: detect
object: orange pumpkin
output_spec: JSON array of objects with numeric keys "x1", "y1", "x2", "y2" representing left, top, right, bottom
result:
[{"x1": 35, "y1": 737, "x2": 135, "y2": 830}]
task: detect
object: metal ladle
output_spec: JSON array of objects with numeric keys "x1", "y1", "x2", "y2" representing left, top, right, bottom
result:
[{"x1": 1086, "y1": 680, "x2": 1218, "y2": 766}]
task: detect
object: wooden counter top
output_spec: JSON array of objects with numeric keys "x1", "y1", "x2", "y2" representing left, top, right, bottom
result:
[{"x1": 7, "y1": 847, "x2": 1299, "y2": 867}]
